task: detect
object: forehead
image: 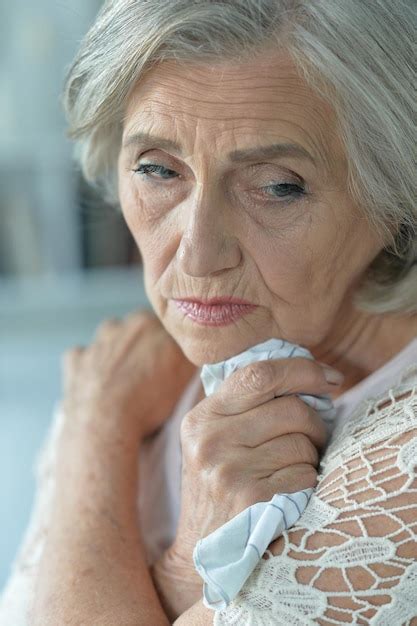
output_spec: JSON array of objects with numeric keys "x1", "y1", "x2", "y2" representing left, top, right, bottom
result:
[{"x1": 123, "y1": 51, "x2": 342, "y2": 169}]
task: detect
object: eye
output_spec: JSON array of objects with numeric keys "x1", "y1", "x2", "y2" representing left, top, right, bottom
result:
[
  {"x1": 133, "y1": 163, "x2": 179, "y2": 180},
  {"x1": 262, "y1": 183, "x2": 306, "y2": 201}
]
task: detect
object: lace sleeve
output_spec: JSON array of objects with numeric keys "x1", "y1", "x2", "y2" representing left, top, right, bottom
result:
[
  {"x1": 0, "y1": 403, "x2": 66, "y2": 626},
  {"x1": 214, "y1": 365, "x2": 417, "y2": 626}
]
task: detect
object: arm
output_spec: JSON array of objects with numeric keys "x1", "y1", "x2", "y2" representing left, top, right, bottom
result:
[
  {"x1": 29, "y1": 311, "x2": 196, "y2": 625},
  {"x1": 175, "y1": 387, "x2": 417, "y2": 625},
  {"x1": 30, "y1": 428, "x2": 169, "y2": 626},
  {"x1": 0, "y1": 405, "x2": 63, "y2": 624}
]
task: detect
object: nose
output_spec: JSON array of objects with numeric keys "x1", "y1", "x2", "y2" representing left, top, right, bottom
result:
[{"x1": 176, "y1": 186, "x2": 242, "y2": 277}]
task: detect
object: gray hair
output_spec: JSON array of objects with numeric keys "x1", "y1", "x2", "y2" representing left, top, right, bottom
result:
[{"x1": 62, "y1": 0, "x2": 416, "y2": 314}]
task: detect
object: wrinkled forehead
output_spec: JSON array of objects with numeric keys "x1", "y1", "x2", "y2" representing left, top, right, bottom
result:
[{"x1": 123, "y1": 54, "x2": 344, "y2": 174}]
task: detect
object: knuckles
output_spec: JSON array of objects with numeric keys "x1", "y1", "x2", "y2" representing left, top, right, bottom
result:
[
  {"x1": 237, "y1": 360, "x2": 277, "y2": 394},
  {"x1": 291, "y1": 358, "x2": 328, "y2": 388},
  {"x1": 288, "y1": 432, "x2": 319, "y2": 467},
  {"x1": 182, "y1": 432, "x2": 218, "y2": 469},
  {"x1": 180, "y1": 411, "x2": 213, "y2": 465},
  {"x1": 95, "y1": 310, "x2": 159, "y2": 340},
  {"x1": 62, "y1": 347, "x2": 81, "y2": 359},
  {"x1": 62, "y1": 346, "x2": 84, "y2": 369},
  {"x1": 285, "y1": 395, "x2": 311, "y2": 422},
  {"x1": 180, "y1": 412, "x2": 235, "y2": 486},
  {"x1": 206, "y1": 462, "x2": 238, "y2": 494},
  {"x1": 281, "y1": 395, "x2": 327, "y2": 448},
  {"x1": 181, "y1": 440, "x2": 237, "y2": 498},
  {"x1": 309, "y1": 360, "x2": 330, "y2": 388},
  {"x1": 274, "y1": 463, "x2": 318, "y2": 493},
  {"x1": 124, "y1": 309, "x2": 157, "y2": 324},
  {"x1": 291, "y1": 463, "x2": 319, "y2": 489},
  {"x1": 99, "y1": 318, "x2": 121, "y2": 331},
  {"x1": 228, "y1": 357, "x2": 326, "y2": 398},
  {"x1": 62, "y1": 310, "x2": 158, "y2": 372},
  {"x1": 93, "y1": 318, "x2": 121, "y2": 341}
]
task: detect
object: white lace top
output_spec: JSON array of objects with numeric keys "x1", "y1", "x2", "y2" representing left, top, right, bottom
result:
[
  {"x1": 215, "y1": 361, "x2": 417, "y2": 626},
  {"x1": 0, "y1": 339, "x2": 416, "y2": 625}
]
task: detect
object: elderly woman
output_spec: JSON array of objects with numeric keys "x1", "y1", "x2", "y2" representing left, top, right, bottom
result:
[{"x1": 1, "y1": 0, "x2": 416, "y2": 624}]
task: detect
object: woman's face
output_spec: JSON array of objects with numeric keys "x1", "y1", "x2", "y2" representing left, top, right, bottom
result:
[{"x1": 117, "y1": 50, "x2": 384, "y2": 364}]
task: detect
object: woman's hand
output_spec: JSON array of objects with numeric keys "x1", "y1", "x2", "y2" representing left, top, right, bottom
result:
[
  {"x1": 152, "y1": 357, "x2": 343, "y2": 618},
  {"x1": 32, "y1": 310, "x2": 197, "y2": 626},
  {"x1": 60, "y1": 309, "x2": 197, "y2": 451}
]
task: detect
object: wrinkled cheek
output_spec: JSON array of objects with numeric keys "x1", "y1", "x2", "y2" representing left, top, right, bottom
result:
[
  {"x1": 119, "y1": 182, "x2": 142, "y2": 234},
  {"x1": 262, "y1": 247, "x2": 316, "y2": 305},
  {"x1": 119, "y1": 185, "x2": 157, "y2": 252},
  {"x1": 118, "y1": 177, "x2": 176, "y2": 307}
]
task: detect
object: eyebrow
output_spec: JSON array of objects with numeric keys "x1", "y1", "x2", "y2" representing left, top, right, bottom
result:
[{"x1": 122, "y1": 132, "x2": 316, "y2": 165}]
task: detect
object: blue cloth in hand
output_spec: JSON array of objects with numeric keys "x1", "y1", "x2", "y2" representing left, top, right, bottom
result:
[{"x1": 193, "y1": 338, "x2": 335, "y2": 610}]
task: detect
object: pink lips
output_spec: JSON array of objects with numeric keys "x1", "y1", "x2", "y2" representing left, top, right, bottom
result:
[{"x1": 173, "y1": 297, "x2": 257, "y2": 326}]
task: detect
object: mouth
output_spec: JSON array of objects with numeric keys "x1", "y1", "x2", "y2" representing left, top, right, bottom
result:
[
  {"x1": 174, "y1": 296, "x2": 255, "y2": 305},
  {"x1": 172, "y1": 298, "x2": 258, "y2": 326}
]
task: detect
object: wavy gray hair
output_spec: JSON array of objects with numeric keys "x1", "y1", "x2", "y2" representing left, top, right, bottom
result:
[{"x1": 62, "y1": 0, "x2": 416, "y2": 314}]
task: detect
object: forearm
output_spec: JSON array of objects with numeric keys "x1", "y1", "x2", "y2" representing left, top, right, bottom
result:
[{"x1": 30, "y1": 434, "x2": 170, "y2": 626}]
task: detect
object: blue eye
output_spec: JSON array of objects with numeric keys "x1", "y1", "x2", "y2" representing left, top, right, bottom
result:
[
  {"x1": 133, "y1": 164, "x2": 306, "y2": 203},
  {"x1": 133, "y1": 163, "x2": 179, "y2": 179},
  {"x1": 264, "y1": 183, "x2": 306, "y2": 200}
]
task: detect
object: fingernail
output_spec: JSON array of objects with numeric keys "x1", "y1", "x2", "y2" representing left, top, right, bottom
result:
[{"x1": 320, "y1": 364, "x2": 345, "y2": 385}]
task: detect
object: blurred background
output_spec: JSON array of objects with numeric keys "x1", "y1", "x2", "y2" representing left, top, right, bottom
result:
[{"x1": 0, "y1": 1, "x2": 151, "y2": 589}]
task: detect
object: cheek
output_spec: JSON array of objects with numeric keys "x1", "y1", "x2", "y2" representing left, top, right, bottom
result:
[
  {"x1": 256, "y1": 201, "x2": 364, "y2": 308},
  {"x1": 119, "y1": 178, "x2": 142, "y2": 235},
  {"x1": 261, "y1": 242, "x2": 308, "y2": 288},
  {"x1": 119, "y1": 179, "x2": 162, "y2": 251},
  {"x1": 249, "y1": 213, "x2": 317, "y2": 301},
  {"x1": 312, "y1": 202, "x2": 380, "y2": 294},
  {"x1": 119, "y1": 179, "x2": 180, "y2": 288}
]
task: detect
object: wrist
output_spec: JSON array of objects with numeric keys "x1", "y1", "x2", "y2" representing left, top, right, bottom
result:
[
  {"x1": 151, "y1": 547, "x2": 202, "y2": 620},
  {"x1": 61, "y1": 397, "x2": 145, "y2": 446}
]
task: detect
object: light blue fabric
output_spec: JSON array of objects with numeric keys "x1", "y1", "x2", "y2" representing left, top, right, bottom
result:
[{"x1": 193, "y1": 338, "x2": 336, "y2": 610}]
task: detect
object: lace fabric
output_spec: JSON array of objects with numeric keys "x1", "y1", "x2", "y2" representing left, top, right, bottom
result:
[{"x1": 214, "y1": 364, "x2": 417, "y2": 625}]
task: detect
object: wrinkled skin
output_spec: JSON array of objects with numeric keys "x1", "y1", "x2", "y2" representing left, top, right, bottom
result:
[{"x1": 117, "y1": 48, "x2": 417, "y2": 395}]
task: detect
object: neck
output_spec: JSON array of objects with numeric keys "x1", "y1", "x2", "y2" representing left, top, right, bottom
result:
[
  {"x1": 193, "y1": 308, "x2": 417, "y2": 404},
  {"x1": 310, "y1": 308, "x2": 417, "y2": 399}
]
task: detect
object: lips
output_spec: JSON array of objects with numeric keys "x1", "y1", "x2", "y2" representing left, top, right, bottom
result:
[
  {"x1": 176, "y1": 296, "x2": 255, "y2": 306},
  {"x1": 173, "y1": 298, "x2": 257, "y2": 326}
]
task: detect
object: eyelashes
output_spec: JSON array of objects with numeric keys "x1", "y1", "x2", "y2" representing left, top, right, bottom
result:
[
  {"x1": 133, "y1": 163, "x2": 179, "y2": 179},
  {"x1": 132, "y1": 163, "x2": 307, "y2": 203},
  {"x1": 262, "y1": 183, "x2": 306, "y2": 200}
]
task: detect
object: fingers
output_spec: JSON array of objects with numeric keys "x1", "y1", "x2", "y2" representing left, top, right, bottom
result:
[
  {"x1": 123, "y1": 309, "x2": 158, "y2": 326},
  {"x1": 234, "y1": 395, "x2": 328, "y2": 450},
  {"x1": 62, "y1": 345, "x2": 85, "y2": 372},
  {"x1": 92, "y1": 309, "x2": 158, "y2": 341},
  {"x1": 251, "y1": 432, "x2": 320, "y2": 473},
  {"x1": 235, "y1": 463, "x2": 318, "y2": 510},
  {"x1": 92, "y1": 317, "x2": 120, "y2": 342},
  {"x1": 63, "y1": 309, "x2": 157, "y2": 373},
  {"x1": 208, "y1": 356, "x2": 344, "y2": 415},
  {"x1": 265, "y1": 463, "x2": 318, "y2": 495},
  {"x1": 61, "y1": 346, "x2": 86, "y2": 395}
]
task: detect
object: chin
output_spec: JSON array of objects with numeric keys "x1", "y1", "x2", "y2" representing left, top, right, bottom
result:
[
  {"x1": 174, "y1": 331, "x2": 269, "y2": 366},
  {"x1": 174, "y1": 337, "x2": 223, "y2": 366}
]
